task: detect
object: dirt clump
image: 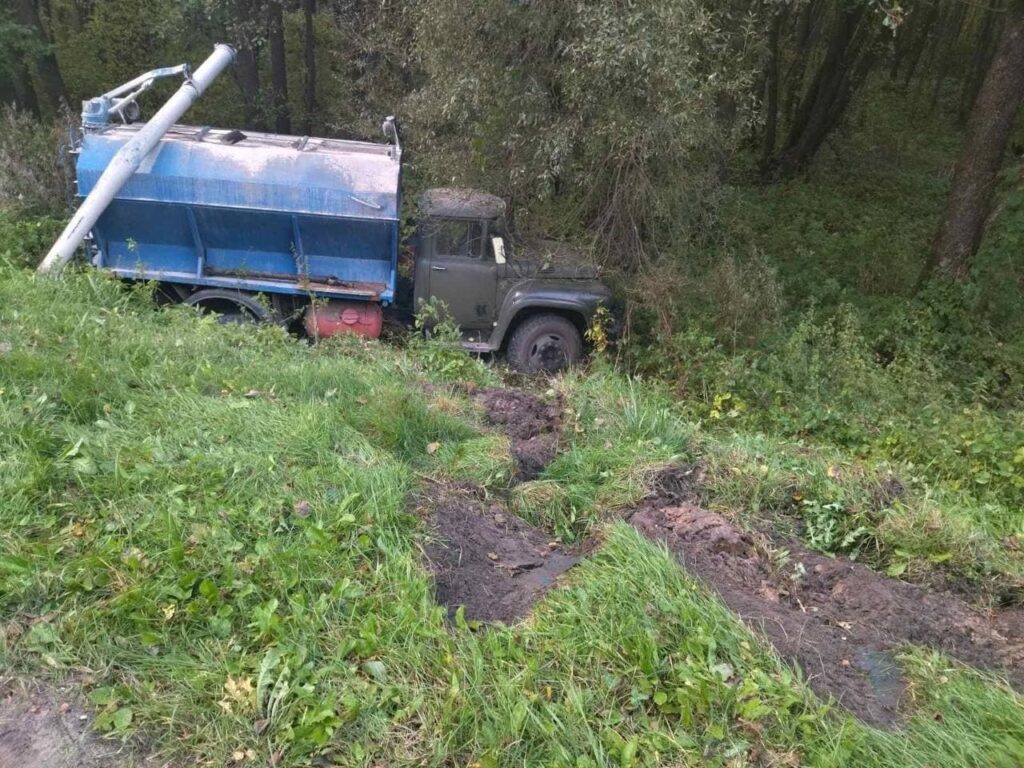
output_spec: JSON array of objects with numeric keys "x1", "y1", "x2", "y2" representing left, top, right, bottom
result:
[
  {"x1": 643, "y1": 463, "x2": 707, "y2": 506},
  {"x1": 630, "y1": 502, "x2": 1024, "y2": 727},
  {"x1": 0, "y1": 679, "x2": 146, "y2": 768},
  {"x1": 417, "y1": 483, "x2": 577, "y2": 623},
  {"x1": 472, "y1": 388, "x2": 561, "y2": 480}
]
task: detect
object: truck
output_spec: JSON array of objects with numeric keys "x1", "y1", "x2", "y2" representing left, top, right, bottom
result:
[{"x1": 40, "y1": 44, "x2": 611, "y2": 373}]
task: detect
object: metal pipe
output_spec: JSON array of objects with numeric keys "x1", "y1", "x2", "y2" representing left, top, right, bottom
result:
[
  {"x1": 38, "y1": 44, "x2": 236, "y2": 276},
  {"x1": 102, "y1": 64, "x2": 188, "y2": 101}
]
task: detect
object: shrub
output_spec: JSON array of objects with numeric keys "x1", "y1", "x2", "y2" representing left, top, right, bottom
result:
[
  {"x1": 0, "y1": 106, "x2": 72, "y2": 215},
  {"x1": 0, "y1": 212, "x2": 65, "y2": 268}
]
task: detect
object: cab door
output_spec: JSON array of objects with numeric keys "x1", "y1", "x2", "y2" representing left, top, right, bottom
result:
[{"x1": 422, "y1": 218, "x2": 497, "y2": 330}]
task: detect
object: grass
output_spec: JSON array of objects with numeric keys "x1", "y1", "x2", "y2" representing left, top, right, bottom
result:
[{"x1": 2, "y1": 262, "x2": 1024, "y2": 766}]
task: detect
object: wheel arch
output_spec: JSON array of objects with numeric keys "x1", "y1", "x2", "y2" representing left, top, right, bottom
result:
[{"x1": 498, "y1": 305, "x2": 588, "y2": 351}]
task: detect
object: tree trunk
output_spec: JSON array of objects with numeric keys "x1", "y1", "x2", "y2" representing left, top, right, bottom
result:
[
  {"x1": 928, "y1": 10, "x2": 1024, "y2": 284},
  {"x1": 899, "y1": 2, "x2": 940, "y2": 89},
  {"x1": 234, "y1": 44, "x2": 262, "y2": 128},
  {"x1": 302, "y1": 0, "x2": 316, "y2": 134},
  {"x1": 230, "y1": 0, "x2": 263, "y2": 128},
  {"x1": 13, "y1": 0, "x2": 68, "y2": 118},
  {"x1": 760, "y1": 3, "x2": 786, "y2": 178},
  {"x1": 773, "y1": 4, "x2": 872, "y2": 176},
  {"x1": 781, "y1": 0, "x2": 823, "y2": 125},
  {"x1": 268, "y1": 0, "x2": 291, "y2": 134},
  {"x1": 3, "y1": 49, "x2": 40, "y2": 115},
  {"x1": 958, "y1": 8, "x2": 1001, "y2": 124},
  {"x1": 929, "y1": 3, "x2": 966, "y2": 110}
]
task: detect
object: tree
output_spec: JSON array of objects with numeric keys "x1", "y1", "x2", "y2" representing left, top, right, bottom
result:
[
  {"x1": 765, "y1": 2, "x2": 882, "y2": 178},
  {"x1": 268, "y1": 0, "x2": 290, "y2": 133},
  {"x1": 229, "y1": 0, "x2": 265, "y2": 129},
  {"x1": 302, "y1": 0, "x2": 316, "y2": 134},
  {"x1": 412, "y1": 0, "x2": 763, "y2": 270},
  {"x1": 10, "y1": 0, "x2": 67, "y2": 118},
  {"x1": 928, "y1": 4, "x2": 1024, "y2": 283}
]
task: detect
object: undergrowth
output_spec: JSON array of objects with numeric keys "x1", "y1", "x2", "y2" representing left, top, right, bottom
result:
[{"x1": 612, "y1": 92, "x2": 1023, "y2": 588}]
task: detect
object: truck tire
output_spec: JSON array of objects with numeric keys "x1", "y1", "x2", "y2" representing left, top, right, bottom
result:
[
  {"x1": 506, "y1": 314, "x2": 583, "y2": 374},
  {"x1": 184, "y1": 289, "x2": 272, "y2": 325}
]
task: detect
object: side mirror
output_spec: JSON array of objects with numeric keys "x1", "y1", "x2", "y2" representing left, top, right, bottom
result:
[{"x1": 491, "y1": 236, "x2": 507, "y2": 265}]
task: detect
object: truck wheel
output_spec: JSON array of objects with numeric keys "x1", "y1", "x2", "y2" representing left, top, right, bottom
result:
[
  {"x1": 507, "y1": 314, "x2": 583, "y2": 374},
  {"x1": 184, "y1": 289, "x2": 272, "y2": 324}
]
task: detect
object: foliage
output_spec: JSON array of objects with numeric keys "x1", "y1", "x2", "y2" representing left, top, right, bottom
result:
[
  {"x1": 584, "y1": 304, "x2": 613, "y2": 354},
  {"x1": 409, "y1": 0, "x2": 763, "y2": 268},
  {"x1": 408, "y1": 297, "x2": 495, "y2": 385},
  {"x1": 0, "y1": 106, "x2": 72, "y2": 215},
  {"x1": 0, "y1": 211, "x2": 64, "y2": 267}
]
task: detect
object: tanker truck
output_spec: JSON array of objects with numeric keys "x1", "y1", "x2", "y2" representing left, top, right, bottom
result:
[{"x1": 40, "y1": 45, "x2": 611, "y2": 373}]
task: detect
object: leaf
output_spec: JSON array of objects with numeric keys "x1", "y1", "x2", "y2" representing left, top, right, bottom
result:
[
  {"x1": 89, "y1": 686, "x2": 115, "y2": 706},
  {"x1": 112, "y1": 707, "x2": 133, "y2": 731},
  {"x1": 711, "y1": 662, "x2": 734, "y2": 682},
  {"x1": 71, "y1": 456, "x2": 97, "y2": 475},
  {"x1": 199, "y1": 579, "x2": 218, "y2": 600},
  {"x1": 886, "y1": 561, "x2": 908, "y2": 577},
  {"x1": 362, "y1": 660, "x2": 388, "y2": 683},
  {"x1": 256, "y1": 647, "x2": 284, "y2": 710}
]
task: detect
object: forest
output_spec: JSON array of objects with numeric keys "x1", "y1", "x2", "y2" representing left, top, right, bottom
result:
[{"x1": 1, "y1": 1, "x2": 1024, "y2": 766}]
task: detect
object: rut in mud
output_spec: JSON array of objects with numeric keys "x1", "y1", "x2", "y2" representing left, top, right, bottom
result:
[
  {"x1": 418, "y1": 387, "x2": 575, "y2": 622},
  {"x1": 629, "y1": 469, "x2": 1024, "y2": 726},
  {"x1": 471, "y1": 387, "x2": 562, "y2": 480},
  {"x1": 416, "y1": 482, "x2": 577, "y2": 623}
]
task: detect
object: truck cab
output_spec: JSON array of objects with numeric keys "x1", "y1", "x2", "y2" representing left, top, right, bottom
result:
[{"x1": 412, "y1": 189, "x2": 611, "y2": 373}]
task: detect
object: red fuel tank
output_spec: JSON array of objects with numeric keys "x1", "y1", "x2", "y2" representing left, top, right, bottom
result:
[{"x1": 304, "y1": 300, "x2": 384, "y2": 340}]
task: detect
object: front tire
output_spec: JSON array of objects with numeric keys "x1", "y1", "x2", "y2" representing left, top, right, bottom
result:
[{"x1": 506, "y1": 314, "x2": 583, "y2": 374}]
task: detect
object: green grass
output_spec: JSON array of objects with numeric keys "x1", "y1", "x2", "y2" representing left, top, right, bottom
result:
[{"x1": 2, "y1": 262, "x2": 1024, "y2": 766}]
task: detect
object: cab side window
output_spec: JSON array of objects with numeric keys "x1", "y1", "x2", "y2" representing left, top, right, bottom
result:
[{"x1": 432, "y1": 219, "x2": 484, "y2": 259}]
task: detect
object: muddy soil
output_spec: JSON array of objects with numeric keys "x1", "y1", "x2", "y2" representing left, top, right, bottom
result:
[
  {"x1": 471, "y1": 387, "x2": 561, "y2": 480},
  {"x1": 416, "y1": 482, "x2": 577, "y2": 623},
  {"x1": 0, "y1": 679, "x2": 146, "y2": 768},
  {"x1": 630, "y1": 501, "x2": 1024, "y2": 726}
]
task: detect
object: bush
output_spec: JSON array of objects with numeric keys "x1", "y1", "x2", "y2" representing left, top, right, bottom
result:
[
  {"x1": 407, "y1": 298, "x2": 495, "y2": 385},
  {"x1": 0, "y1": 106, "x2": 72, "y2": 215},
  {"x1": 0, "y1": 211, "x2": 65, "y2": 268}
]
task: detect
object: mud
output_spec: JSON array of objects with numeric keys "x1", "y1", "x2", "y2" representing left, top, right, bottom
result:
[
  {"x1": 643, "y1": 463, "x2": 707, "y2": 506},
  {"x1": 417, "y1": 483, "x2": 577, "y2": 623},
  {"x1": 0, "y1": 679, "x2": 146, "y2": 768},
  {"x1": 630, "y1": 502, "x2": 1024, "y2": 726},
  {"x1": 472, "y1": 387, "x2": 561, "y2": 480}
]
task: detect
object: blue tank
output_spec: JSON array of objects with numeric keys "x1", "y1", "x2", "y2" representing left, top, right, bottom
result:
[{"x1": 78, "y1": 123, "x2": 401, "y2": 303}]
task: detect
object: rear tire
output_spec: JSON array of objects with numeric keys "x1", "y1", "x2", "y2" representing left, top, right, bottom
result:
[
  {"x1": 184, "y1": 289, "x2": 272, "y2": 324},
  {"x1": 506, "y1": 314, "x2": 583, "y2": 374}
]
